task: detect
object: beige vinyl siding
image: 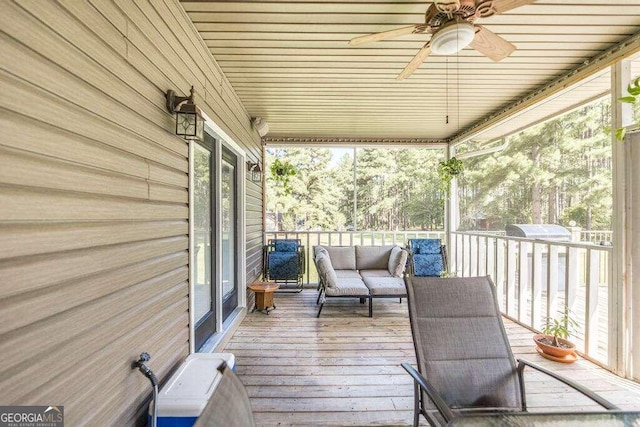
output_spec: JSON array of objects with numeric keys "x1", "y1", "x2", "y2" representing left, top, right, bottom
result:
[
  {"x1": 0, "y1": 0, "x2": 262, "y2": 426},
  {"x1": 246, "y1": 176, "x2": 263, "y2": 309}
]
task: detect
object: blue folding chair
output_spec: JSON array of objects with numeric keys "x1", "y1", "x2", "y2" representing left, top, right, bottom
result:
[
  {"x1": 408, "y1": 238, "x2": 448, "y2": 277},
  {"x1": 263, "y1": 239, "x2": 305, "y2": 292}
]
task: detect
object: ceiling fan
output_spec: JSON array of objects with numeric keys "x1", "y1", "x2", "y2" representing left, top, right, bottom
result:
[{"x1": 349, "y1": 0, "x2": 535, "y2": 80}]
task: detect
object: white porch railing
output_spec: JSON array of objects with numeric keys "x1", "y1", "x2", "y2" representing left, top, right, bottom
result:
[
  {"x1": 451, "y1": 231, "x2": 612, "y2": 367},
  {"x1": 264, "y1": 230, "x2": 445, "y2": 285},
  {"x1": 580, "y1": 230, "x2": 614, "y2": 244}
]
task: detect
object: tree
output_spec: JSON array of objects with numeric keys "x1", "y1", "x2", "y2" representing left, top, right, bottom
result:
[
  {"x1": 458, "y1": 98, "x2": 612, "y2": 231},
  {"x1": 265, "y1": 147, "x2": 445, "y2": 231}
]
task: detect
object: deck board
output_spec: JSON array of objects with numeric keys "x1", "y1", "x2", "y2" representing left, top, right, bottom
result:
[{"x1": 224, "y1": 290, "x2": 640, "y2": 427}]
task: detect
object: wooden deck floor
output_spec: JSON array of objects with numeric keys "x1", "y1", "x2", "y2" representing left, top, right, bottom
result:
[{"x1": 224, "y1": 290, "x2": 640, "y2": 427}]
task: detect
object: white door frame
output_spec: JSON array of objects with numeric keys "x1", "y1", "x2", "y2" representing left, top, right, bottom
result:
[{"x1": 188, "y1": 115, "x2": 247, "y2": 354}]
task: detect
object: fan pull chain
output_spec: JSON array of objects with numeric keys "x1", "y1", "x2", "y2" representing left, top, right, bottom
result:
[
  {"x1": 446, "y1": 57, "x2": 449, "y2": 124},
  {"x1": 456, "y1": 28, "x2": 460, "y2": 139}
]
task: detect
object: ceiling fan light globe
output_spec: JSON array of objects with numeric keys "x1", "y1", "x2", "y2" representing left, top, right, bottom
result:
[{"x1": 430, "y1": 22, "x2": 475, "y2": 55}]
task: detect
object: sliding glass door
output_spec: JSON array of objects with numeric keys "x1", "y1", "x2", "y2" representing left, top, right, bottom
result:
[
  {"x1": 221, "y1": 147, "x2": 238, "y2": 321},
  {"x1": 193, "y1": 137, "x2": 214, "y2": 350},
  {"x1": 192, "y1": 132, "x2": 242, "y2": 351}
]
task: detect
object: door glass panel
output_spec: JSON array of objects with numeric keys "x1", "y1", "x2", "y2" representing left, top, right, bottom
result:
[
  {"x1": 193, "y1": 144, "x2": 212, "y2": 324},
  {"x1": 221, "y1": 150, "x2": 238, "y2": 320}
]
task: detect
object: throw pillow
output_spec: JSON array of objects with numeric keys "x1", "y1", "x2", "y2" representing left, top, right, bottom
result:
[
  {"x1": 314, "y1": 245, "x2": 329, "y2": 260},
  {"x1": 316, "y1": 253, "x2": 338, "y2": 288},
  {"x1": 388, "y1": 246, "x2": 409, "y2": 277}
]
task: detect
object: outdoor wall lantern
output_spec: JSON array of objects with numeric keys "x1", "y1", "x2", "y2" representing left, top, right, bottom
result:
[
  {"x1": 247, "y1": 161, "x2": 262, "y2": 183},
  {"x1": 165, "y1": 86, "x2": 204, "y2": 141}
]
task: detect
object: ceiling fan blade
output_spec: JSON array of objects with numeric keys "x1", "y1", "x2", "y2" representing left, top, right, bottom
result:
[
  {"x1": 491, "y1": 0, "x2": 536, "y2": 14},
  {"x1": 470, "y1": 26, "x2": 515, "y2": 62},
  {"x1": 349, "y1": 25, "x2": 420, "y2": 46},
  {"x1": 396, "y1": 43, "x2": 432, "y2": 81}
]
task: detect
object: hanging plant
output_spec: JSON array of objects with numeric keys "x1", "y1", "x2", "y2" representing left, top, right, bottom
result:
[
  {"x1": 270, "y1": 158, "x2": 297, "y2": 194},
  {"x1": 438, "y1": 156, "x2": 464, "y2": 196},
  {"x1": 615, "y1": 76, "x2": 640, "y2": 141}
]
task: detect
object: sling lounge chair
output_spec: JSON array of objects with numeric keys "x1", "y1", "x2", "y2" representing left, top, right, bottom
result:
[
  {"x1": 402, "y1": 275, "x2": 624, "y2": 427},
  {"x1": 194, "y1": 361, "x2": 255, "y2": 427},
  {"x1": 263, "y1": 239, "x2": 305, "y2": 291},
  {"x1": 407, "y1": 238, "x2": 448, "y2": 277}
]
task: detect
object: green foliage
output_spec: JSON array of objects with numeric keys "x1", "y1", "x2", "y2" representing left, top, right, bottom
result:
[
  {"x1": 458, "y1": 100, "x2": 613, "y2": 231},
  {"x1": 615, "y1": 76, "x2": 640, "y2": 141},
  {"x1": 265, "y1": 147, "x2": 445, "y2": 231},
  {"x1": 541, "y1": 307, "x2": 579, "y2": 347},
  {"x1": 270, "y1": 158, "x2": 297, "y2": 194},
  {"x1": 266, "y1": 99, "x2": 613, "y2": 234},
  {"x1": 439, "y1": 270, "x2": 457, "y2": 278},
  {"x1": 193, "y1": 146, "x2": 211, "y2": 230},
  {"x1": 437, "y1": 157, "x2": 464, "y2": 196}
]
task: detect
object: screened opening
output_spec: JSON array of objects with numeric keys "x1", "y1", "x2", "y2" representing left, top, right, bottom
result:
[{"x1": 265, "y1": 146, "x2": 445, "y2": 232}]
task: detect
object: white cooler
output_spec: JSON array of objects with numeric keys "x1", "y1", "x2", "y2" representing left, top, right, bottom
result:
[{"x1": 151, "y1": 353, "x2": 235, "y2": 427}]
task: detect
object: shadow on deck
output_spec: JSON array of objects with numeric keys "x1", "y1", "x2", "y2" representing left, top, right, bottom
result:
[{"x1": 224, "y1": 290, "x2": 640, "y2": 427}]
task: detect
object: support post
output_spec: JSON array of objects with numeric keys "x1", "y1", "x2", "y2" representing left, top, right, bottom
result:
[
  {"x1": 626, "y1": 129, "x2": 640, "y2": 381},
  {"x1": 445, "y1": 145, "x2": 459, "y2": 272},
  {"x1": 611, "y1": 60, "x2": 634, "y2": 377}
]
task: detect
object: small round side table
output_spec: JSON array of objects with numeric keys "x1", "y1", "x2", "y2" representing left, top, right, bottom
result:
[{"x1": 249, "y1": 282, "x2": 280, "y2": 314}]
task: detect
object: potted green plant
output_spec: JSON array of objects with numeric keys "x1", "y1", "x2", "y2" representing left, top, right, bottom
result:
[
  {"x1": 437, "y1": 157, "x2": 464, "y2": 196},
  {"x1": 270, "y1": 158, "x2": 297, "y2": 194},
  {"x1": 533, "y1": 307, "x2": 579, "y2": 362},
  {"x1": 439, "y1": 271, "x2": 457, "y2": 278},
  {"x1": 615, "y1": 76, "x2": 640, "y2": 141}
]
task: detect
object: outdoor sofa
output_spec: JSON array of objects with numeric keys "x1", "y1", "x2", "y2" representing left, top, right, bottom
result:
[{"x1": 313, "y1": 245, "x2": 409, "y2": 317}]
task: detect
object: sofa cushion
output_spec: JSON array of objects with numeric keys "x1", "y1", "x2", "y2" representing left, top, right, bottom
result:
[
  {"x1": 335, "y1": 269, "x2": 362, "y2": 279},
  {"x1": 325, "y1": 278, "x2": 369, "y2": 296},
  {"x1": 413, "y1": 253, "x2": 444, "y2": 277},
  {"x1": 316, "y1": 253, "x2": 339, "y2": 288},
  {"x1": 360, "y1": 269, "x2": 394, "y2": 278},
  {"x1": 314, "y1": 245, "x2": 329, "y2": 260},
  {"x1": 363, "y1": 276, "x2": 406, "y2": 295},
  {"x1": 355, "y1": 245, "x2": 395, "y2": 270},
  {"x1": 388, "y1": 246, "x2": 408, "y2": 277},
  {"x1": 324, "y1": 246, "x2": 357, "y2": 270}
]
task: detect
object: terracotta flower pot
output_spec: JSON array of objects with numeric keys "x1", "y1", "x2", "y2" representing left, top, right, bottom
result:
[{"x1": 533, "y1": 334, "x2": 576, "y2": 358}]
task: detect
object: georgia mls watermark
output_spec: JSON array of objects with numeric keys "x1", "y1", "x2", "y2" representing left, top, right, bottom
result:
[{"x1": 0, "y1": 406, "x2": 63, "y2": 427}]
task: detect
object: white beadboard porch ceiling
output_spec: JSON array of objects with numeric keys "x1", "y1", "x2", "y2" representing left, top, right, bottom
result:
[{"x1": 180, "y1": 1, "x2": 640, "y2": 141}]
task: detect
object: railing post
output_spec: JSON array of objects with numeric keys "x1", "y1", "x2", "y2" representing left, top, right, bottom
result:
[
  {"x1": 506, "y1": 239, "x2": 517, "y2": 317},
  {"x1": 566, "y1": 246, "x2": 579, "y2": 312},
  {"x1": 586, "y1": 248, "x2": 600, "y2": 357},
  {"x1": 486, "y1": 237, "x2": 495, "y2": 281},
  {"x1": 547, "y1": 244, "x2": 559, "y2": 320},
  {"x1": 496, "y1": 238, "x2": 505, "y2": 311},
  {"x1": 470, "y1": 235, "x2": 478, "y2": 276},
  {"x1": 458, "y1": 234, "x2": 467, "y2": 277},
  {"x1": 531, "y1": 242, "x2": 543, "y2": 330},
  {"x1": 477, "y1": 236, "x2": 487, "y2": 276},
  {"x1": 518, "y1": 241, "x2": 529, "y2": 323}
]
